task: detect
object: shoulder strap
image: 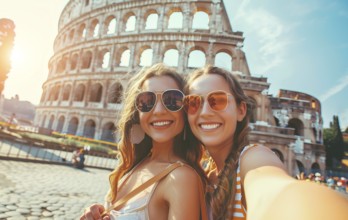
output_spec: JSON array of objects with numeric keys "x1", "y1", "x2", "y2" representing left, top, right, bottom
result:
[
  {"x1": 102, "y1": 161, "x2": 184, "y2": 215},
  {"x1": 102, "y1": 161, "x2": 208, "y2": 220}
]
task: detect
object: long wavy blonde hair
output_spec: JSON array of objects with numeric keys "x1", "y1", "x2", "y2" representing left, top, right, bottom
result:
[
  {"x1": 106, "y1": 63, "x2": 207, "y2": 203},
  {"x1": 185, "y1": 66, "x2": 252, "y2": 220}
]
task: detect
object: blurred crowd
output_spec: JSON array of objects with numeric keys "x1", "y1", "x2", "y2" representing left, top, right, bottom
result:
[{"x1": 296, "y1": 172, "x2": 348, "y2": 193}]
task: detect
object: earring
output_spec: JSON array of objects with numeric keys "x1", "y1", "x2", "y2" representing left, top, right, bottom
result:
[{"x1": 130, "y1": 124, "x2": 145, "y2": 144}]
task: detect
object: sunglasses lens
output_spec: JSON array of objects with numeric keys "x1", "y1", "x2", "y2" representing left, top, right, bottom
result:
[
  {"x1": 136, "y1": 92, "x2": 156, "y2": 112},
  {"x1": 162, "y1": 90, "x2": 184, "y2": 111},
  {"x1": 208, "y1": 92, "x2": 228, "y2": 111},
  {"x1": 184, "y1": 95, "x2": 201, "y2": 114}
]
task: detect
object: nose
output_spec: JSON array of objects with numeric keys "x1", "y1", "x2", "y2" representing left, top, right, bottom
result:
[
  {"x1": 152, "y1": 95, "x2": 166, "y2": 114},
  {"x1": 199, "y1": 98, "x2": 213, "y2": 116}
]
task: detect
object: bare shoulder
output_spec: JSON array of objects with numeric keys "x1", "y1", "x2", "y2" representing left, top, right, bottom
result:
[
  {"x1": 240, "y1": 144, "x2": 286, "y2": 181},
  {"x1": 166, "y1": 163, "x2": 200, "y2": 184}
]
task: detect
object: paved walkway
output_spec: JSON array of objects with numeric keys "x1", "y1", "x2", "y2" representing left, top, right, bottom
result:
[{"x1": 0, "y1": 160, "x2": 110, "y2": 220}]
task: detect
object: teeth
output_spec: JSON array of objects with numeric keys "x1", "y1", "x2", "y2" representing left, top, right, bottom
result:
[
  {"x1": 200, "y1": 123, "x2": 220, "y2": 130},
  {"x1": 152, "y1": 121, "x2": 171, "y2": 127}
]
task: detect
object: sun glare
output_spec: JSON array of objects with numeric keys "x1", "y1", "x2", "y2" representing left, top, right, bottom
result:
[{"x1": 10, "y1": 47, "x2": 23, "y2": 64}]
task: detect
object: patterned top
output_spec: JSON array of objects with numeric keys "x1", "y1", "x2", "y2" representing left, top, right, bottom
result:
[{"x1": 227, "y1": 144, "x2": 256, "y2": 220}]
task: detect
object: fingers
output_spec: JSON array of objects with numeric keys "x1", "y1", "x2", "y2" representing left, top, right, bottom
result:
[{"x1": 80, "y1": 204, "x2": 107, "y2": 220}]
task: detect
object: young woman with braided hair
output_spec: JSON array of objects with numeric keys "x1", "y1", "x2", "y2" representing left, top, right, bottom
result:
[{"x1": 183, "y1": 65, "x2": 348, "y2": 220}]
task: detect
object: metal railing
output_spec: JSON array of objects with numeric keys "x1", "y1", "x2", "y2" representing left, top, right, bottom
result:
[{"x1": 0, "y1": 137, "x2": 118, "y2": 170}]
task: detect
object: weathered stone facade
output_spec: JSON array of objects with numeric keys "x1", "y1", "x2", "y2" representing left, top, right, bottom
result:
[{"x1": 35, "y1": 0, "x2": 325, "y2": 175}]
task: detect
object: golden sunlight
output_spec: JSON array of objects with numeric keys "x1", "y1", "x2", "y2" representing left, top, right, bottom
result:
[{"x1": 10, "y1": 46, "x2": 23, "y2": 64}]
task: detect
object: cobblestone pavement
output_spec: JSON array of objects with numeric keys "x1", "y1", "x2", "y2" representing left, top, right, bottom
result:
[{"x1": 0, "y1": 160, "x2": 110, "y2": 220}]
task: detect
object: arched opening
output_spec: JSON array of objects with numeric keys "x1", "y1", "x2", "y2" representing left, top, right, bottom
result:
[
  {"x1": 67, "y1": 117, "x2": 79, "y2": 135},
  {"x1": 68, "y1": 29, "x2": 75, "y2": 42},
  {"x1": 83, "y1": 119, "x2": 96, "y2": 138},
  {"x1": 145, "y1": 13, "x2": 158, "y2": 29},
  {"x1": 77, "y1": 23, "x2": 86, "y2": 40},
  {"x1": 41, "y1": 116, "x2": 47, "y2": 127},
  {"x1": 248, "y1": 97, "x2": 257, "y2": 123},
  {"x1": 188, "y1": 50, "x2": 206, "y2": 68},
  {"x1": 102, "y1": 51, "x2": 110, "y2": 69},
  {"x1": 62, "y1": 85, "x2": 71, "y2": 101},
  {"x1": 163, "y1": 49, "x2": 179, "y2": 67},
  {"x1": 119, "y1": 49, "x2": 130, "y2": 67},
  {"x1": 140, "y1": 48, "x2": 153, "y2": 66},
  {"x1": 125, "y1": 15, "x2": 136, "y2": 32},
  {"x1": 106, "y1": 17, "x2": 117, "y2": 34},
  {"x1": 54, "y1": 85, "x2": 61, "y2": 101},
  {"x1": 89, "y1": 83, "x2": 103, "y2": 102},
  {"x1": 311, "y1": 162, "x2": 321, "y2": 174},
  {"x1": 168, "y1": 11, "x2": 183, "y2": 29},
  {"x1": 296, "y1": 160, "x2": 305, "y2": 175},
  {"x1": 288, "y1": 118, "x2": 304, "y2": 136},
  {"x1": 108, "y1": 82, "x2": 123, "y2": 103},
  {"x1": 48, "y1": 115, "x2": 55, "y2": 130},
  {"x1": 274, "y1": 116, "x2": 280, "y2": 126},
  {"x1": 74, "y1": 84, "x2": 86, "y2": 102},
  {"x1": 271, "y1": 148, "x2": 284, "y2": 163},
  {"x1": 81, "y1": 51, "x2": 93, "y2": 69},
  {"x1": 57, "y1": 116, "x2": 65, "y2": 132},
  {"x1": 89, "y1": 19, "x2": 99, "y2": 38},
  {"x1": 215, "y1": 52, "x2": 232, "y2": 71},
  {"x1": 70, "y1": 54, "x2": 79, "y2": 70},
  {"x1": 192, "y1": 11, "x2": 209, "y2": 29},
  {"x1": 101, "y1": 122, "x2": 116, "y2": 142}
]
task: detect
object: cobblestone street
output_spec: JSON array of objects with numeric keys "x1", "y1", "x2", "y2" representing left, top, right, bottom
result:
[{"x1": 0, "y1": 160, "x2": 110, "y2": 220}]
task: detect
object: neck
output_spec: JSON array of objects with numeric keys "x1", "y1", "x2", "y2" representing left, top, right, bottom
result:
[
  {"x1": 206, "y1": 143, "x2": 232, "y2": 173},
  {"x1": 149, "y1": 139, "x2": 178, "y2": 163}
]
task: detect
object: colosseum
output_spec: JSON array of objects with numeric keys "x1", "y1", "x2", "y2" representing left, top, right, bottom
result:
[{"x1": 34, "y1": 0, "x2": 325, "y2": 176}]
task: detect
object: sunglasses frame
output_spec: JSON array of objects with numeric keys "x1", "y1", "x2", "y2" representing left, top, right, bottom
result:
[
  {"x1": 135, "y1": 89, "x2": 185, "y2": 113},
  {"x1": 184, "y1": 90, "x2": 233, "y2": 114}
]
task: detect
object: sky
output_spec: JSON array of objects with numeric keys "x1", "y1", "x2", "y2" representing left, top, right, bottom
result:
[{"x1": 1, "y1": 0, "x2": 348, "y2": 130}]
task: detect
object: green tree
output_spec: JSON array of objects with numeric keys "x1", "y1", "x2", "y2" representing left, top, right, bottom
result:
[{"x1": 324, "y1": 116, "x2": 345, "y2": 169}]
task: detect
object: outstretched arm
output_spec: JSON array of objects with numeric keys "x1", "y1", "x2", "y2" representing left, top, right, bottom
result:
[{"x1": 240, "y1": 146, "x2": 348, "y2": 220}]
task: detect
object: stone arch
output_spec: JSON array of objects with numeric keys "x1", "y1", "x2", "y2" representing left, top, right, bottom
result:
[
  {"x1": 68, "y1": 29, "x2": 75, "y2": 42},
  {"x1": 139, "y1": 47, "x2": 153, "y2": 67},
  {"x1": 89, "y1": 83, "x2": 103, "y2": 102},
  {"x1": 248, "y1": 96, "x2": 257, "y2": 123},
  {"x1": 124, "y1": 12, "x2": 136, "y2": 32},
  {"x1": 116, "y1": 47, "x2": 130, "y2": 67},
  {"x1": 108, "y1": 82, "x2": 123, "y2": 103},
  {"x1": 62, "y1": 84, "x2": 72, "y2": 101},
  {"x1": 188, "y1": 47, "x2": 206, "y2": 68},
  {"x1": 215, "y1": 52, "x2": 232, "y2": 71},
  {"x1": 192, "y1": 11, "x2": 209, "y2": 29},
  {"x1": 105, "y1": 15, "x2": 117, "y2": 35},
  {"x1": 311, "y1": 162, "x2": 321, "y2": 174},
  {"x1": 271, "y1": 148, "x2": 284, "y2": 163},
  {"x1": 83, "y1": 119, "x2": 96, "y2": 138},
  {"x1": 77, "y1": 23, "x2": 87, "y2": 40},
  {"x1": 57, "y1": 115, "x2": 65, "y2": 132},
  {"x1": 145, "y1": 10, "x2": 158, "y2": 30},
  {"x1": 163, "y1": 48, "x2": 179, "y2": 67},
  {"x1": 288, "y1": 118, "x2": 304, "y2": 136},
  {"x1": 274, "y1": 116, "x2": 280, "y2": 126},
  {"x1": 70, "y1": 53, "x2": 79, "y2": 70},
  {"x1": 41, "y1": 115, "x2": 47, "y2": 127},
  {"x1": 101, "y1": 122, "x2": 116, "y2": 142},
  {"x1": 97, "y1": 48, "x2": 110, "y2": 69},
  {"x1": 89, "y1": 19, "x2": 100, "y2": 38},
  {"x1": 296, "y1": 160, "x2": 305, "y2": 174},
  {"x1": 81, "y1": 50, "x2": 93, "y2": 69},
  {"x1": 73, "y1": 83, "x2": 86, "y2": 101},
  {"x1": 56, "y1": 57, "x2": 68, "y2": 74},
  {"x1": 67, "y1": 117, "x2": 79, "y2": 135},
  {"x1": 168, "y1": 8, "x2": 183, "y2": 29},
  {"x1": 48, "y1": 115, "x2": 55, "y2": 130},
  {"x1": 54, "y1": 85, "x2": 61, "y2": 101}
]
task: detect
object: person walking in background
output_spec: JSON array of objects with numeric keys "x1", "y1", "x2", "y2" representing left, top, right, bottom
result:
[
  {"x1": 80, "y1": 63, "x2": 207, "y2": 220},
  {"x1": 183, "y1": 65, "x2": 348, "y2": 220}
]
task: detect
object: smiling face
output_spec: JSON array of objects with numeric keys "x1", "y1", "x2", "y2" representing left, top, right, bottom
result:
[
  {"x1": 187, "y1": 74, "x2": 246, "y2": 153},
  {"x1": 139, "y1": 75, "x2": 185, "y2": 145}
]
